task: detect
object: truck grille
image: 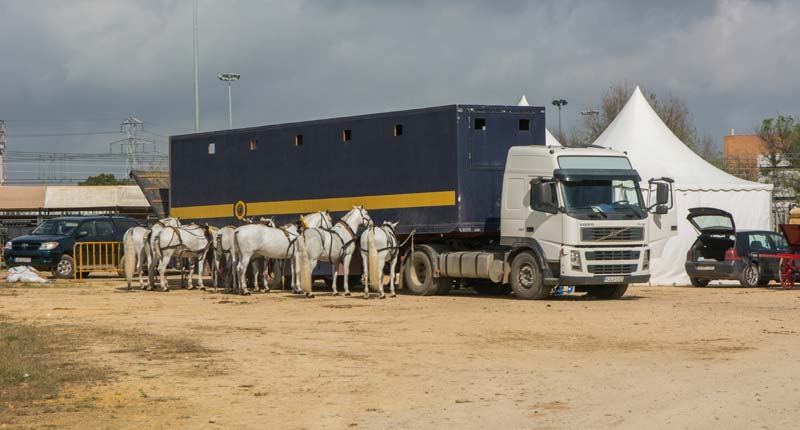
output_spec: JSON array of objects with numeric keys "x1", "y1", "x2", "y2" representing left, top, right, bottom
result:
[
  {"x1": 581, "y1": 227, "x2": 644, "y2": 242},
  {"x1": 587, "y1": 264, "x2": 637, "y2": 275},
  {"x1": 585, "y1": 250, "x2": 641, "y2": 261}
]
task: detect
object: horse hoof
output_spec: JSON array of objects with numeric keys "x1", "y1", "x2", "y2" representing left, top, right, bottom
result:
[
  {"x1": 390, "y1": 294, "x2": 397, "y2": 298},
  {"x1": 306, "y1": 293, "x2": 315, "y2": 298},
  {"x1": 242, "y1": 291, "x2": 251, "y2": 296},
  {"x1": 200, "y1": 287, "x2": 206, "y2": 291},
  {"x1": 332, "y1": 292, "x2": 339, "y2": 296},
  {"x1": 163, "y1": 288, "x2": 170, "y2": 292},
  {"x1": 379, "y1": 295, "x2": 386, "y2": 300},
  {"x1": 344, "y1": 292, "x2": 351, "y2": 297},
  {"x1": 364, "y1": 295, "x2": 370, "y2": 300}
]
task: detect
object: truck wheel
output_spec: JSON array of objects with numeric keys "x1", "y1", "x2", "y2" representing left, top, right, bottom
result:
[
  {"x1": 403, "y1": 250, "x2": 448, "y2": 296},
  {"x1": 472, "y1": 282, "x2": 512, "y2": 296},
  {"x1": 690, "y1": 277, "x2": 710, "y2": 287},
  {"x1": 587, "y1": 284, "x2": 628, "y2": 299},
  {"x1": 509, "y1": 252, "x2": 549, "y2": 300},
  {"x1": 54, "y1": 255, "x2": 75, "y2": 279}
]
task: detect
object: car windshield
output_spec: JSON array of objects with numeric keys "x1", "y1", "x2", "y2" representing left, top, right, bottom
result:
[
  {"x1": 561, "y1": 178, "x2": 645, "y2": 219},
  {"x1": 32, "y1": 220, "x2": 80, "y2": 236}
]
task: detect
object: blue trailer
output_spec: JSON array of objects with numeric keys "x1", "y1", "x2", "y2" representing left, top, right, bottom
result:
[{"x1": 169, "y1": 104, "x2": 545, "y2": 237}]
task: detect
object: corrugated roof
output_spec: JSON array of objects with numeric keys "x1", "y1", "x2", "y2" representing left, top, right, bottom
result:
[
  {"x1": 0, "y1": 186, "x2": 46, "y2": 209},
  {"x1": 44, "y1": 185, "x2": 149, "y2": 208},
  {"x1": 130, "y1": 170, "x2": 169, "y2": 218}
]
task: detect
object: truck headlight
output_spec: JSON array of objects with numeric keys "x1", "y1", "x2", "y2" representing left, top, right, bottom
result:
[
  {"x1": 39, "y1": 242, "x2": 59, "y2": 250},
  {"x1": 643, "y1": 249, "x2": 650, "y2": 270},
  {"x1": 570, "y1": 250, "x2": 582, "y2": 270},
  {"x1": 4, "y1": 241, "x2": 11, "y2": 250}
]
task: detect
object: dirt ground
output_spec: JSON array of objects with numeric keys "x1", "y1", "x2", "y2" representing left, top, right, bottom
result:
[{"x1": 2, "y1": 277, "x2": 800, "y2": 430}]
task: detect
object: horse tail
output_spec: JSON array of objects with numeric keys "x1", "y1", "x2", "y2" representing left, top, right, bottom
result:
[
  {"x1": 297, "y1": 234, "x2": 314, "y2": 298},
  {"x1": 123, "y1": 229, "x2": 136, "y2": 288},
  {"x1": 368, "y1": 228, "x2": 380, "y2": 294}
]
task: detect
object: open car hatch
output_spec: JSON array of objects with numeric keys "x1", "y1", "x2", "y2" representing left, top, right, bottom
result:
[{"x1": 687, "y1": 207, "x2": 735, "y2": 235}]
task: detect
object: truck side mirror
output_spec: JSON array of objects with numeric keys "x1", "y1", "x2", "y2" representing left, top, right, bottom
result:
[
  {"x1": 655, "y1": 183, "x2": 669, "y2": 206},
  {"x1": 532, "y1": 181, "x2": 559, "y2": 214},
  {"x1": 655, "y1": 205, "x2": 668, "y2": 215}
]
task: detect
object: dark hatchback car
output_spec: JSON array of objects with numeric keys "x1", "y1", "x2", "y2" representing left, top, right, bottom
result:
[
  {"x1": 684, "y1": 207, "x2": 788, "y2": 287},
  {"x1": 3, "y1": 216, "x2": 140, "y2": 279}
]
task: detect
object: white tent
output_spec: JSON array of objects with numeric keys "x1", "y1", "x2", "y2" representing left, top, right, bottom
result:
[
  {"x1": 545, "y1": 128, "x2": 562, "y2": 146},
  {"x1": 517, "y1": 94, "x2": 530, "y2": 106},
  {"x1": 593, "y1": 86, "x2": 773, "y2": 285}
]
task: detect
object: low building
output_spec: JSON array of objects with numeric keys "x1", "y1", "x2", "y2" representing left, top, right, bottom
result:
[
  {"x1": 0, "y1": 185, "x2": 151, "y2": 244},
  {"x1": 723, "y1": 130, "x2": 765, "y2": 181}
]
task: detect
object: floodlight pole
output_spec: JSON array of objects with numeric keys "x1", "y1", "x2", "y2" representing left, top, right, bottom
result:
[
  {"x1": 217, "y1": 73, "x2": 240, "y2": 129},
  {"x1": 193, "y1": 0, "x2": 199, "y2": 132},
  {"x1": 551, "y1": 99, "x2": 568, "y2": 140}
]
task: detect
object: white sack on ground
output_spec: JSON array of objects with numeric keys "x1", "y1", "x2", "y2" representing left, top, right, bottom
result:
[{"x1": 5, "y1": 266, "x2": 52, "y2": 283}]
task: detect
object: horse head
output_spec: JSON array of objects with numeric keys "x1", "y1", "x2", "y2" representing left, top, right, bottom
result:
[{"x1": 257, "y1": 217, "x2": 276, "y2": 228}]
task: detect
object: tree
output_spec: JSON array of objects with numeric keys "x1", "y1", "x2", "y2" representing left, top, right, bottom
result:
[
  {"x1": 78, "y1": 173, "x2": 133, "y2": 186},
  {"x1": 757, "y1": 115, "x2": 800, "y2": 199}
]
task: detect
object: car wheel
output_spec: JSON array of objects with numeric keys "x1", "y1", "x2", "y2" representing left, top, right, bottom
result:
[
  {"x1": 54, "y1": 255, "x2": 75, "y2": 279},
  {"x1": 739, "y1": 262, "x2": 761, "y2": 288},
  {"x1": 690, "y1": 277, "x2": 710, "y2": 287},
  {"x1": 509, "y1": 252, "x2": 549, "y2": 300}
]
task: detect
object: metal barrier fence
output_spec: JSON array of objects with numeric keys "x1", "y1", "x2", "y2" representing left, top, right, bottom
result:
[{"x1": 73, "y1": 241, "x2": 122, "y2": 280}]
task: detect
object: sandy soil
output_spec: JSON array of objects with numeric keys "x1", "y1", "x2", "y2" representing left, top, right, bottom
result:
[{"x1": 2, "y1": 278, "x2": 800, "y2": 430}]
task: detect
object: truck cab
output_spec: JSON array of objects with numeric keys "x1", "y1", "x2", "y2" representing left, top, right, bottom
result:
[{"x1": 499, "y1": 145, "x2": 674, "y2": 299}]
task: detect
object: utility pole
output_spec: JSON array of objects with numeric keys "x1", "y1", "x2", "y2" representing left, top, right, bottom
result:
[
  {"x1": 194, "y1": 0, "x2": 200, "y2": 132},
  {"x1": 0, "y1": 120, "x2": 6, "y2": 185},
  {"x1": 551, "y1": 99, "x2": 568, "y2": 142},
  {"x1": 109, "y1": 116, "x2": 156, "y2": 177}
]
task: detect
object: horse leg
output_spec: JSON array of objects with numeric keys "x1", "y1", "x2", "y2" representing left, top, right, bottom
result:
[
  {"x1": 239, "y1": 254, "x2": 252, "y2": 296},
  {"x1": 389, "y1": 254, "x2": 398, "y2": 298},
  {"x1": 262, "y1": 259, "x2": 271, "y2": 293},
  {"x1": 292, "y1": 253, "x2": 303, "y2": 294},
  {"x1": 331, "y1": 262, "x2": 340, "y2": 296},
  {"x1": 197, "y1": 253, "x2": 205, "y2": 291},
  {"x1": 342, "y1": 253, "x2": 353, "y2": 296},
  {"x1": 361, "y1": 251, "x2": 370, "y2": 299},
  {"x1": 158, "y1": 250, "x2": 173, "y2": 292},
  {"x1": 137, "y1": 248, "x2": 147, "y2": 289}
]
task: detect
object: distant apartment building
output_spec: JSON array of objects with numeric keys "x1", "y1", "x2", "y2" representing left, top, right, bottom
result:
[{"x1": 723, "y1": 129, "x2": 765, "y2": 181}]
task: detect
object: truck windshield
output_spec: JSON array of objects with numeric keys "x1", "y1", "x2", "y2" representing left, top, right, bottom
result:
[
  {"x1": 561, "y1": 179, "x2": 645, "y2": 219},
  {"x1": 32, "y1": 220, "x2": 79, "y2": 236}
]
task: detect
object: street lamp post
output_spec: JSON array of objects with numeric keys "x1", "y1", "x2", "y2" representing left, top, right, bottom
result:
[
  {"x1": 551, "y1": 99, "x2": 568, "y2": 141},
  {"x1": 217, "y1": 73, "x2": 241, "y2": 129}
]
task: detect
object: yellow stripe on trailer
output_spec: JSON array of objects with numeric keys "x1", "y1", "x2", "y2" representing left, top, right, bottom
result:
[{"x1": 170, "y1": 190, "x2": 456, "y2": 220}]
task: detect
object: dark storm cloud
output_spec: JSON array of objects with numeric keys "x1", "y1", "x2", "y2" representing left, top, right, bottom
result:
[{"x1": 0, "y1": 0, "x2": 797, "y2": 158}]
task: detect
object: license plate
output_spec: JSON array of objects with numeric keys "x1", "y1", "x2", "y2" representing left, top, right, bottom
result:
[
  {"x1": 15, "y1": 257, "x2": 31, "y2": 263},
  {"x1": 697, "y1": 266, "x2": 715, "y2": 271},
  {"x1": 604, "y1": 276, "x2": 624, "y2": 283}
]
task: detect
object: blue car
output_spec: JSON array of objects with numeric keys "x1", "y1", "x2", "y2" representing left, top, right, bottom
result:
[{"x1": 3, "y1": 216, "x2": 140, "y2": 279}]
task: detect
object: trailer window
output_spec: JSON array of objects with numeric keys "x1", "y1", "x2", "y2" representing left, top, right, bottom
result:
[
  {"x1": 519, "y1": 119, "x2": 530, "y2": 131},
  {"x1": 343, "y1": 129, "x2": 352, "y2": 143},
  {"x1": 249, "y1": 139, "x2": 257, "y2": 150},
  {"x1": 208, "y1": 143, "x2": 215, "y2": 155},
  {"x1": 394, "y1": 124, "x2": 403, "y2": 136},
  {"x1": 295, "y1": 134, "x2": 303, "y2": 146},
  {"x1": 474, "y1": 118, "x2": 486, "y2": 130}
]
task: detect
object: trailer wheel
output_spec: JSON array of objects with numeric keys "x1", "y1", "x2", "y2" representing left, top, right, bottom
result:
[
  {"x1": 587, "y1": 284, "x2": 629, "y2": 299},
  {"x1": 509, "y1": 252, "x2": 548, "y2": 300},
  {"x1": 403, "y1": 250, "x2": 448, "y2": 296}
]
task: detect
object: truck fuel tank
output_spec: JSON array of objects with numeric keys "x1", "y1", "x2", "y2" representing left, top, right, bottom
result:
[{"x1": 438, "y1": 251, "x2": 505, "y2": 283}]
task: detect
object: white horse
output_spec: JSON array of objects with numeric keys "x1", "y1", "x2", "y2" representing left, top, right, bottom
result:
[
  {"x1": 233, "y1": 211, "x2": 333, "y2": 296},
  {"x1": 153, "y1": 224, "x2": 213, "y2": 292},
  {"x1": 146, "y1": 217, "x2": 181, "y2": 288},
  {"x1": 213, "y1": 217, "x2": 276, "y2": 292},
  {"x1": 122, "y1": 226, "x2": 149, "y2": 289},
  {"x1": 297, "y1": 206, "x2": 371, "y2": 296},
  {"x1": 360, "y1": 221, "x2": 400, "y2": 299}
]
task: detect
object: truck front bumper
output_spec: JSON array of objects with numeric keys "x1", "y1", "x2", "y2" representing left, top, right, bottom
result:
[
  {"x1": 551, "y1": 245, "x2": 650, "y2": 286},
  {"x1": 551, "y1": 274, "x2": 650, "y2": 286}
]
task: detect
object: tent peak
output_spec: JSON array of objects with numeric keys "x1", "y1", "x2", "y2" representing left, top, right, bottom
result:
[{"x1": 517, "y1": 94, "x2": 529, "y2": 106}]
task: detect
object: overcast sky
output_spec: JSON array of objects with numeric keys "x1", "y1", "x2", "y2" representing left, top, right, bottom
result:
[{"x1": 1, "y1": 0, "x2": 798, "y2": 169}]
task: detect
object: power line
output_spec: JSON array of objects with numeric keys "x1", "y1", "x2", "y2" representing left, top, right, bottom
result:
[{"x1": 7, "y1": 131, "x2": 122, "y2": 138}]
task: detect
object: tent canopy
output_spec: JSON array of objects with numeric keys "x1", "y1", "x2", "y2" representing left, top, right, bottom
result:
[
  {"x1": 593, "y1": 86, "x2": 771, "y2": 192},
  {"x1": 545, "y1": 128, "x2": 562, "y2": 147}
]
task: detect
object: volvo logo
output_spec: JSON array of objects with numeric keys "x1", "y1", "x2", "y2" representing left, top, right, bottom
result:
[{"x1": 21, "y1": 243, "x2": 29, "y2": 249}]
